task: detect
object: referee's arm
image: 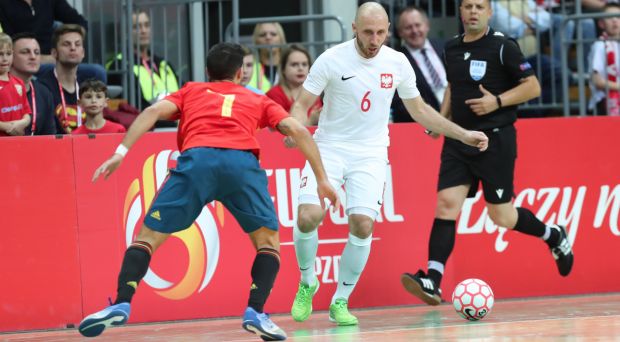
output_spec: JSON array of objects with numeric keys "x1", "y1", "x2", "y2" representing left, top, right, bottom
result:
[
  {"x1": 495, "y1": 75, "x2": 540, "y2": 109},
  {"x1": 465, "y1": 76, "x2": 541, "y2": 116}
]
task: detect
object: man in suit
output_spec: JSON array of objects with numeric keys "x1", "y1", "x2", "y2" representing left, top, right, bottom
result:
[{"x1": 391, "y1": 6, "x2": 447, "y2": 122}]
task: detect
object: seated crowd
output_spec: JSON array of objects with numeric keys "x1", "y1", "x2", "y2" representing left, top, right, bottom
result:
[{"x1": 1, "y1": 1, "x2": 619, "y2": 137}]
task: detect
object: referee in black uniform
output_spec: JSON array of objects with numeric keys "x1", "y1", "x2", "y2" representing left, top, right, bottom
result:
[{"x1": 400, "y1": 0, "x2": 574, "y2": 306}]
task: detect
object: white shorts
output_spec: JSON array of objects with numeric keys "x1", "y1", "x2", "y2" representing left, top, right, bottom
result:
[{"x1": 298, "y1": 142, "x2": 388, "y2": 218}]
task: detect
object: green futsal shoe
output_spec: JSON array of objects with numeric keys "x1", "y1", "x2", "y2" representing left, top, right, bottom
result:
[
  {"x1": 291, "y1": 278, "x2": 320, "y2": 322},
  {"x1": 329, "y1": 298, "x2": 358, "y2": 326}
]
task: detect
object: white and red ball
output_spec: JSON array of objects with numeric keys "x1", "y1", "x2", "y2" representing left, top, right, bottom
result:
[{"x1": 451, "y1": 278, "x2": 494, "y2": 321}]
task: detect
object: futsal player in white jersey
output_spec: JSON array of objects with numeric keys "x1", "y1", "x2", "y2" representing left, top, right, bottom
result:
[{"x1": 288, "y1": 1, "x2": 489, "y2": 326}]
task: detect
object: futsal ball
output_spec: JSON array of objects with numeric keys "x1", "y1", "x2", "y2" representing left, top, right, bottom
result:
[{"x1": 451, "y1": 278, "x2": 494, "y2": 321}]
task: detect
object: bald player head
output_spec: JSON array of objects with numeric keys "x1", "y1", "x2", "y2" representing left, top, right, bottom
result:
[{"x1": 352, "y1": 2, "x2": 390, "y2": 58}]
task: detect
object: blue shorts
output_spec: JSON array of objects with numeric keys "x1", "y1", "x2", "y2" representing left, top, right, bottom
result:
[{"x1": 143, "y1": 147, "x2": 279, "y2": 233}]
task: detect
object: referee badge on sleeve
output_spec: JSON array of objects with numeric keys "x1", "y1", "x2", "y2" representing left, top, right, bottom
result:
[{"x1": 469, "y1": 60, "x2": 487, "y2": 81}]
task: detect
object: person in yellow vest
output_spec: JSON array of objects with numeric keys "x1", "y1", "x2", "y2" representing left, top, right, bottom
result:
[
  {"x1": 248, "y1": 22, "x2": 287, "y2": 93},
  {"x1": 106, "y1": 10, "x2": 179, "y2": 129}
]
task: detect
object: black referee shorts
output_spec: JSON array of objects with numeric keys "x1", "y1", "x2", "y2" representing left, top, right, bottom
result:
[{"x1": 437, "y1": 125, "x2": 517, "y2": 204}]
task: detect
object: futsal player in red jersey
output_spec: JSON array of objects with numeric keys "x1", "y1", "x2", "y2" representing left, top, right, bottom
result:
[{"x1": 79, "y1": 43, "x2": 340, "y2": 341}]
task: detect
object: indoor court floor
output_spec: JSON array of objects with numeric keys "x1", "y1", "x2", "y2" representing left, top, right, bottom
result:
[{"x1": 3, "y1": 293, "x2": 619, "y2": 341}]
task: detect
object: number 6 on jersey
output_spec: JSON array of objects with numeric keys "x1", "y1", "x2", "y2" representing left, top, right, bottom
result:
[{"x1": 361, "y1": 91, "x2": 371, "y2": 112}]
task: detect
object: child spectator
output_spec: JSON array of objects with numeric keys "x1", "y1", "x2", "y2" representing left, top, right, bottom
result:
[
  {"x1": 588, "y1": 3, "x2": 620, "y2": 115},
  {"x1": 0, "y1": 32, "x2": 31, "y2": 136},
  {"x1": 240, "y1": 45, "x2": 264, "y2": 95},
  {"x1": 72, "y1": 79, "x2": 125, "y2": 134}
]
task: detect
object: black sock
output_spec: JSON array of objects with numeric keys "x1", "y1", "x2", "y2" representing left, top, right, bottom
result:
[
  {"x1": 115, "y1": 241, "x2": 152, "y2": 304},
  {"x1": 513, "y1": 207, "x2": 554, "y2": 242},
  {"x1": 427, "y1": 218, "x2": 456, "y2": 288},
  {"x1": 248, "y1": 248, "x2": 280, "y2": 313}
]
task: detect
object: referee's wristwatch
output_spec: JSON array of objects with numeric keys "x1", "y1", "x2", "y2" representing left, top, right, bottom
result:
[{"x1": 496, "y1": 95, "x2": 503, "y2": 109}]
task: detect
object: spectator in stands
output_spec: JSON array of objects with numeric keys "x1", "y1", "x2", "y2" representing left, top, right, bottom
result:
[
  {"x1": 248, "y1": 22, "x2": 287, "y2": 93},
  {"x1": 490, "y1": 0, "x2": 551, "y2": 58},
  {"x1": 538, "y1": 1, "x2": 597, "y2": 68},
  {"x1": 72, "y1": 79, "x2": 126, "y2": 134},
  {"x1": 240, "y1": 45, "x2": 263, "y2": 94},
  {"x1": 0, "y1": 32, "x2": 31, "y2": 136},
  {"x1": 391, "y1": 5, "x2": 447, "y2": 122},
  {"x1": 37, "y1": 24, "x2": 87, "y2": 133},
  {"x1": 267, "y1": 44, "x2": 322, "y2": 126},
  {"x1": 588, "y1": 3, "x2": 620, "y2": 115},
  {"x1": 0, "y1": 0, "x2": 107, "y2": 82},
  {"x1": 490, "y1": 0, "x2": 562, "y2": 116},
  {"x1": 10, "y1": 33, "x2": 57, "y2": 135},
  {"x1": 107, "y1": 10, "x2": 179, "y2": 130}
]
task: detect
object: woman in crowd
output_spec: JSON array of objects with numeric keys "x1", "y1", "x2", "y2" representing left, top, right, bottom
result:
[{"x1": 267, "y1": 44, "x2": 322, "y2": 126}]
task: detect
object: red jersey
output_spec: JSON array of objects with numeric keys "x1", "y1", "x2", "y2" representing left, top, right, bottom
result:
[
  {"x1": 71, "y1": 120, "x2": 126, "y2": 135},
  {"x1": 0, "y1": 74, "x2": 32, "y2": 136},
  {"x1": 165, "y1": 82, "x2": 289, "y2": 156},
  {"x1": 266, "y1": 85, "x2": 323, "y2": 117}
]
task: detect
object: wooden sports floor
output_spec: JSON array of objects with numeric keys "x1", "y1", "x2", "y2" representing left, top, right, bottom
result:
[{"x1": 3, "y1": 293, "x2": 619, "y2": 341}]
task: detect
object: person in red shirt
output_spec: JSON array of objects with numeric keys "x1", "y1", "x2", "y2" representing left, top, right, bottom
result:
[
  {"x1": 0, "y1": 33, "x2": 31, "y2": 136},
  {"x1": 72, "y1": 79, "x2": 125, "y2": 134},
  {"x1": 78, "y1": 43, "x2": 340, "y2": 341},
  {"x1": 267, "y1": 44, "x2": 322, "y2": 125}
]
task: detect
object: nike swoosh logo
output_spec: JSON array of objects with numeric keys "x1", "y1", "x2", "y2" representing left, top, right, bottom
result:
[
  {"x1": 300, "y1": 267, "x2": 310, "y2": 271},
  {"x1": 342, "y1": 281, "x2": 355, "y2": 286},
  {"x1": 341, "y1": 75, "x2": 355, "y2": 81}
]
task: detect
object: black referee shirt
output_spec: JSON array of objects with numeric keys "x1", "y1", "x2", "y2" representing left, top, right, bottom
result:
[{"x1": 443, "y1": 27, "x2": 535, "y2": 130}]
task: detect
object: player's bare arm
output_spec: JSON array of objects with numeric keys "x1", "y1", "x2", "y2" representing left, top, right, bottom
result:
[
  {"x1": 402, "y1": 96, "x2": 488, "y2": 151},
  {"x1": 290, "y1": 88, "x2": 319, "y2": 126},
  {"x1": 426, "y1": 84, "x2": 453, "y2": 139},
  {"x1": 465, "y1": 75, "x2": 541, "y2": 116},
  {"x1": 277, "y1": 117, "x2": 341, "y2": 211},
  {"x1": 285, "y1": 88, "x2": 320, "y2": 148},
  {"x1": 92, "y1": 100, "x2": 179, "y2": 182}
]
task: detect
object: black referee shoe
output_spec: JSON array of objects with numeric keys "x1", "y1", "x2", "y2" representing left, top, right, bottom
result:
[
  {"x1": 550, "y1": 225, "x2": 574, "y2": 276},
  {"x1": 401, "y1": 270, "x2": 442, "y2": 306}
]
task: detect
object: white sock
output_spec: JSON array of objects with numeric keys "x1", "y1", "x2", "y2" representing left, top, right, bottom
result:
[
  {"x1": 293, "y1": 223, "x2": 318, "y2": 286},
  {"x1": 331, "y1": 234, "x2": 372, "y2": 304},
  {"x1": 427, "y1": 260, "x2": 445, "y2": 274}
]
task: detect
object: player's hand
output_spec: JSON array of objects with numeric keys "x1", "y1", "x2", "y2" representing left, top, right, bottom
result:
[
  {"x1": 92, "y1": 154, "x2": 124, "y2": 182},
  {"x1": 462, "y1": 130, "x2": 489, "y2": 151},
  {"x1": 317, "y1": 180, "x2": 341, "y2": 213},
  {"x1": 283, "y1": 136, "x2": 297, "y2": 148},
  {"x1": 464, "y1": 85, "x2": 498, "y2": 116}
]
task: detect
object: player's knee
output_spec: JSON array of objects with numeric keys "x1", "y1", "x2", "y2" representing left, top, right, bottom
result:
[
  {"x1": 485, "y1": 203, "x2": 518, "y2": 228},
  {"x1": 348, "y1": 212, "x2": 375, "y2": 239},
  {"x1": 252, "y1": 227, "x2": 281, "y2": 251},
  {"x1": 435, "y1": 196, "x2": 461, "y2": 219},
  {"x1": 487, "y1": 208, "x2": 515, "y2": 229},
  {"x1": 136, "y1": 224, "x2": 170, "y2": 252},
  {"x1": 297, "y1": 205, "x2": 324, "y2": 232}
]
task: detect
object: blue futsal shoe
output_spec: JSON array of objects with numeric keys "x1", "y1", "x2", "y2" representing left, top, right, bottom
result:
[
  {"x1": 78, "y1": 302, "x2": 130, "y2": 337},
  {"x1": 242, "y1": 307, "x2": 287, "y2": 341}
]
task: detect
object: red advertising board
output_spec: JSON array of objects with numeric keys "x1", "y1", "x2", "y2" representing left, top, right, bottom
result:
[
  {"x1": 0, "y1": 136, "x2": 83, "y2": 331},
  {"x1": 0, "y1": 116, "x2": 618, "y2": 332}
]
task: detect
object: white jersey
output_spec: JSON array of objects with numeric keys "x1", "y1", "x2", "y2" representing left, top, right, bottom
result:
[{"x1": 304, "y1": 39, "x2": 420, "y2": 147}]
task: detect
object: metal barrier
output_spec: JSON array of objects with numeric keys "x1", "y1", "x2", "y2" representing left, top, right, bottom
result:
[
  {"x1": 560, "y1": 10, "x2": 620, "y2": 116},
  {"x1": 224, "y1": 14, "x2": 347, "y2": 83},
  {"x1": 82, "y1": 0, "x2": 236, "y2": 110},
  {"x1": 80, "y1": 0, "x2": 617, "y2": 117},
  {"x1": 375, "y1": 0, "x2": 619, "y2": 117}
]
